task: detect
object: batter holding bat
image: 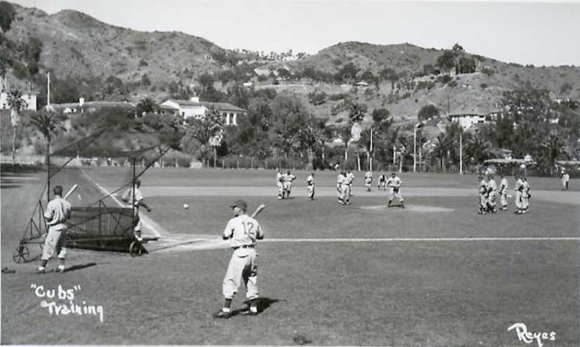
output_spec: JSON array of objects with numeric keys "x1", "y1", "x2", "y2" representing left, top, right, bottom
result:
[
  {"x1": 215, "y1": 200, "x2": 265, "y2": 319},
  {"x1": 38, "y1": 185, "x2": 72, "y2": 274}
]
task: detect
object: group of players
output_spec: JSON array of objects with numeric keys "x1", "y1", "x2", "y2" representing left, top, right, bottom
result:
[
  {"x1": 276, "y1": 169, "x2": 405, "y2": 208},
  {"x1": 478, "y1": 173, "x2": 531, "y2": 215}
]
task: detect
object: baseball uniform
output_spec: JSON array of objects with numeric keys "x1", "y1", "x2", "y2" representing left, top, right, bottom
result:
[
  {"x1": 499, "y1": 177, "x2": 509, "y2": 210},
  {"x1": 346, "y1": 171, "x2": 355, "y2": 200},
  {"x1": 122, "y1": 185, "x2": 145, "y2": 236},
  {"x1": 283, "y1": 171, "x2": 296, "y2": 198},
  {"x1": 42, "y1": 195, "x2": 72, "y2": 262},
  {"x1": 386, "y1": 174, "x2": 404, "y2": 207},
  {"x1": 378, "y1": 174, "x2": 387, "y2": 191},
  {"x1": 478, "y1": 178, "x2": 488, "y2": 214},
  {"x1": 514, "y1": 177, "x2": 524, "y2": 214},
  {"x1": 276, "y1": 171, "x2": 284, "y2": 199},
  {"x1": 562, "y1": 172, "x2": 570, "y2": 190},
  {"x1": 306, "y1": 174, "x2": 315, "y2": 200},
  {"x1": 222, "y1": 212, "x2": 264, "y2": 302},
  {"x1": 364, "y1": 171, "x2": 373, "y2": 191},
  {"x1": 522, "y1": 179, "x2": 530, "y2": 213},
  {"x1": 337, "y1": 172, "x2": 349, "y2": 204},
  {"x1": 487, "y1": 177, "x2": 498, "y2": 213}
]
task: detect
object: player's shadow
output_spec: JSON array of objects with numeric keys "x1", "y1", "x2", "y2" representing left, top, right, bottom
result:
[
  {"x1": 231, "y1": 297, "x2": 282, "y2": 316},
  {"x1": 64, "y1": 262, "x2": 97, "y2": 273}
]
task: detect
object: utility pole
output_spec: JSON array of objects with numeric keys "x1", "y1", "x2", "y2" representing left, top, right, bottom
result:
[
  {"x1": 459, "y1": 131, "x2": 463, "y2": 175},
  {"x1": 369, "y1": 128, "x2": 373, "y2": 171}
]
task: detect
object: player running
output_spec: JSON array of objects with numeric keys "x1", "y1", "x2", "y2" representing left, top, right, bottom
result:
[
  {"x1": 215, "y1": 200, "x2": 265, "y2": 318},
  {"x1": 364, "y1": 170, "x2": 373, "y2": 191},
  {"x1": 306, "y1": 173, "x2": 315, "y2": 200},
  {"x1": 386, "y1": 173, "x2": 404, "y2": 208}
]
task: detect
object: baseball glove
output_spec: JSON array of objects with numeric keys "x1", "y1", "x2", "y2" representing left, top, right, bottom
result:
[{"x1": 393, "y1": 187, "x2": 399, "y2": 193}]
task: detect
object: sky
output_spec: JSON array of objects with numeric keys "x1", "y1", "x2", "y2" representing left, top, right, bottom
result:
[{"x1": 9, "y1": 0, "x2": 580, "y2": 66}]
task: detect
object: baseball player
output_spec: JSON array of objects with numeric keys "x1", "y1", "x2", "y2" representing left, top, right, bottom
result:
[
  {"x1": 378, "y1": 173, "x2": 387, "y2": 191},
  {"x1": 122, "y1": 179, "x2": 152, "y2": 241},
  {"x1": 276, "y1": 169, "x2": 284, "y2": 199},
  {"x1": 38, "y1": 185, "x2": 72, "y2": 273},
  {"x1": 215, "y1": 200, "x2": 265, "y2": 318},
  {"x1": 337, "y1": 171, "x2": 350, "y2": 205},
  {"x1": 282, "y1": 170, "x2": 296, "y2": 199},
  {"x1": 364, "y1": 171, "x2": 373, "y2": 191},
  {"x1": 486, "y1": 174, "x2": 498, "y2": 214},
  {"x1": 562, "y1": 170, "x2": 570, "y2": 190},
  {"x1": 522, "y1": 177, "x2": 531, "y2": 213},
  {"x1": 499, "y1": 174, "x2": 509, "y2": 211},
  {"x1": 306, "y1": 173, "x2": 315, "y2": 200},
  {"x1": 514, "y1": 175, "x2": 524, "y2": 214},
  {"x1": 346, "y1": 170, "x2": 355, "y2": 200},
  {"x1": 478, "y1": 175, "x2": 488, "y2": 214},
  {"x1": 386, "y1": 173, "x2": 404, "y2": 208}
]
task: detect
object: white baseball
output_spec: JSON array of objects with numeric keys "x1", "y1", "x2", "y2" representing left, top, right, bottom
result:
[{"x1": 183, "y1": 203, "x2": 189, "y2": 209}]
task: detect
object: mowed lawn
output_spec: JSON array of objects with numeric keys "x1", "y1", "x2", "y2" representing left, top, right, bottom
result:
[{"x1": 1, "y1": 166, "x2": 579, "y2": 346}]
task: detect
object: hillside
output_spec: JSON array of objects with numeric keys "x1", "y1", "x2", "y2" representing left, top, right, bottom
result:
[
  {"x1": 2, "y1": 2, "x2": 580, "y2": 126},
  {"x1": 4, "y1": 4, "x2": 227, "y2": 86}
]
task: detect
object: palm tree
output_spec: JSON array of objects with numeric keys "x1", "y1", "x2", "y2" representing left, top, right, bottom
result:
[
  {"x1": 184, "y1": 107, "x2": 224, "y2": 166},
  {"x1": 7, "y1": 90, "x2": 27, "y2": 162},
  {"x1": 433, "y1": 134, "x2": 450, "y2": 172},
  {"x1": 28, "y1": 111, "x2": 67, "y2": 200},
  {"x1": 465, "y1": 133, "x2": 494, "y2": 169},
  {"x1": 539, "y1": 134, "x2": 571, "y2": 175},
  {"x1": 136, "y1": 97, "x2": 158, "y2": 116}
]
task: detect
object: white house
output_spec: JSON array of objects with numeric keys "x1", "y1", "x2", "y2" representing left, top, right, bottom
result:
[
  {"x1": 448, "y1": 112, "x2": 494, "y2": 130},
  {"x1": 0, "y1": 90, "x2": 38, "y2": 111},
  {"x1": 160, "y1": 97, "x2": 246, "y2": 126}
]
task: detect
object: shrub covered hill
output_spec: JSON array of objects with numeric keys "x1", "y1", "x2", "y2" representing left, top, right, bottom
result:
[{"x1": 2, "y1": 1, "x2": 580, "y2": 127}]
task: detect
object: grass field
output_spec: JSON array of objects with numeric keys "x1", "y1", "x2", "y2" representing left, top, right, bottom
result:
[{"x1": 1, "y1": 166, "x2": 579, "y2": 346}]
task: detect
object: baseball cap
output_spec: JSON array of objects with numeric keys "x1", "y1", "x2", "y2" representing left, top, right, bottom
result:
[{"x1": 230, "y1": 199, "x2": 247, "y2": 211}]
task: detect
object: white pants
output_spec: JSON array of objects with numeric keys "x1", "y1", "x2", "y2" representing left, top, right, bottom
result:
[
  {"x1": 277, "y1": 182, "x2": 284, "y2": 197},
  {"x1": 223, "y1": 248, "x2": 259, "y2": 300},
  {"x1": 42, "y1": 225, "x2": 68, "y2": 261},
  {"x1": 365, "y1": 178, "x2": 372, "y2": 189},
  {"x1": 487, "y1": 192, "x2": 497, "y2": 210},
  {"x1": 307, "y1": 185, "x2": 315, "y2": 199},
  {"x1": 500, "y1": 192, "x2": 508, "y2": 208},
  {"x1": 480, "y1": 194, "x2": 487, "y2": 209},
  {"x1": 283, "y1": 182, "x2": 292, "y2": 197},
  {"x1": 388, "y1": 187, "x2": 403, "y2": 202},
  {"x1": 522, "y1": 193, "x2": 529, "y2": 210},
  {"x1": 515, "y1": 191, "x2": 523, "y2": 210},
  {"x1": 338, "y1": 185, "x2": 349, "y2": 202}
]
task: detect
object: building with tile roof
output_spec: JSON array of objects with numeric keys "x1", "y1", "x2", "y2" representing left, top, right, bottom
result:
[{"x1": 160, "y1": 97, "x2": 246, "y2": 126}]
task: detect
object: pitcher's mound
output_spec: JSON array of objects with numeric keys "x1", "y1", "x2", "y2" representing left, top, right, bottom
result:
[{"x1": 360, "y1": 205, "x2": 453, "y2": 212}]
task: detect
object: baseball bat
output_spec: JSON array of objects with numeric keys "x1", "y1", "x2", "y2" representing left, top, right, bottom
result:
[
  {"x1": 64, "y1": 184, "x2": 78, "y2": 200},
  {"x1": 251, "y1": 204, "x2": 266, "y2": 218}
]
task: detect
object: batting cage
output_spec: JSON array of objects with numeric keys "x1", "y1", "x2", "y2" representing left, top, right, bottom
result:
[{"x1": 12, "y1": 128, "x2": 178, "y2": 263}]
